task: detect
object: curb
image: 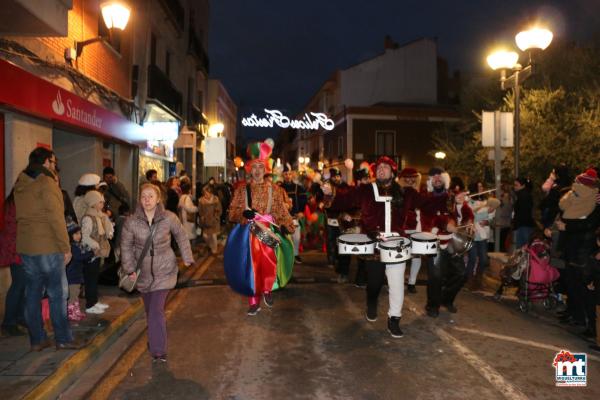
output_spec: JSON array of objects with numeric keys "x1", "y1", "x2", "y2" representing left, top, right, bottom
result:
[
  {"x1": 23, "y1": 252, "x2": 209, "y2": 400},
  {"x1": 23, "y1": 299, "x2": 144, "y2": 400}
]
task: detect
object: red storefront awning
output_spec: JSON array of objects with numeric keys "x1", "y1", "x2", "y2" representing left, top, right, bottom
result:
[{"x1": 0, "y1": 58, "x2": 146, "y2": 144}]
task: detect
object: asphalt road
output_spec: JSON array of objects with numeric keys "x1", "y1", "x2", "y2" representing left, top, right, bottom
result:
[{"x1": 94, "y1": 252, "x2": 599, "y2": 400}]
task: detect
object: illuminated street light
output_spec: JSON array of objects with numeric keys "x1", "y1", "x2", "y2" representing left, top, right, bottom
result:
[
  {"x1": 74, "y1": 1, "x2": 131, "y2": 58},
  {"x1": 434, "y1": 151, "x2": 446, "y2": 160},
  {"x1": 486, "y1": 50, "x2": 519, "y2": 71},
  {"x1": 487, "y1": 26, "x2": 553, "y2": 177},
  {"x1": 101, "y1": 1, "x2": 131, "y2": 30},
  {"x1": 515, "y1": 28, "x2": 553, "y2": 51},
  {"x1": 208, "y1": 123, "x2": 224, "y2": 138},
  {"x1": 298, "y1": 157, "x2": 305, "y2": 164}
]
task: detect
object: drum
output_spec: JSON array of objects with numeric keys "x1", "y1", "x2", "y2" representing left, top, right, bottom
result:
[
  {"x1": 337, "y1": 234, "x2": 376, "y2": 255},
  {"x1": 410, "y1": 232, "x2": 439, "y2": 255},
  {"x1": 249, "y1": 221, "x2": 281, "y2": 248},
  {"x1": 447, "y1": 229, "x2": 474, "y2": 257},
  {"x1": 378, "y1": 237, "x2": 412, "y2": 263}
]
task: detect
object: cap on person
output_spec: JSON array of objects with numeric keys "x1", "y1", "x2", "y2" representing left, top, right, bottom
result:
[{"x1": 78, "y1": 173, "x2": 101, "y2": 187}]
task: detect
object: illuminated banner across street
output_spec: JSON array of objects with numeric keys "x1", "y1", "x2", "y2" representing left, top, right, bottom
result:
[{"x1": 241, "y1": 109, "x2": 334, "y2": 131}]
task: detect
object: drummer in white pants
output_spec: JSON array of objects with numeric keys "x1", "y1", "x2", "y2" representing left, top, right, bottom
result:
[
  {"x1": 324, "y1": 156, "x2": 419, "y2": 338},
  {"x1": 397, "y1": 167, "x2": 424, "y2": 293}
]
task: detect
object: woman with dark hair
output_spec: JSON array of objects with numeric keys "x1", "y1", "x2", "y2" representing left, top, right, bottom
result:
[
  {"x1": 540, "y1": 164, "x2": 572, "y2": 231},
  {"x1": 73, "y1": 173, "x2": 101, "y2": 222},
  {"x1": 165, "y1": 176, "x2": 181, "y2": 214},
  {"x1": 198, "y1": 184, "x2": 222, "y2": 255},
  {"x1": 512, "y1": 177, "x2": 535, "y2": 249},
  {"x1": 0, "y1": 189, "x2": 26, "y2": 336},
  {"x1": 178, "y1": 180, "x2": 198, "y2": 243}
]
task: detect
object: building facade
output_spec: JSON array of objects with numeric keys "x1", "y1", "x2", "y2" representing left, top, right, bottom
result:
[
  {"x1": 280, "y1": 37, "x2": 459, "y2": 181},
  {"x1": 0, "y1": 0, "x2": 211, "y2": 308}
]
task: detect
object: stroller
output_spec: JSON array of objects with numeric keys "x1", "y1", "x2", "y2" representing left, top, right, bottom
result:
[{"x1": 494, "y1": 239, "x2": 560, "y2": 312}]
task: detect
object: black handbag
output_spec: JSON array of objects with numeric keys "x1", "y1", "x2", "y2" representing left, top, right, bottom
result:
[{"x1": 118, "y1": 223, "x2": 157, "y2": 292}]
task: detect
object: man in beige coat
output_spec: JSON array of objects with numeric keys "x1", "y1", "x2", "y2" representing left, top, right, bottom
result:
[{"x1": 14, "y1": 147, "x2": 79, "y2": 351}]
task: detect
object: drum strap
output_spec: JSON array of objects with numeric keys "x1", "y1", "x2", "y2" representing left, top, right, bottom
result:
[{"x1": 245, "y1": 184, "x2": 273, "y2": 214}]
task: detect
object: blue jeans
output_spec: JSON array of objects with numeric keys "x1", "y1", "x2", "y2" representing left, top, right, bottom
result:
[
  {"x1": 21, "y1": 253, "x2": 72, "y2": 345},
  {"x1": 466, "y1": 240, "x2": 489, "y2": 277},
  {"x1": 514, "y1": 227, "x2": 533, "y2": 249},
  {"x1": 1, "y1": 263, "x2": 27, "y2": 328}
]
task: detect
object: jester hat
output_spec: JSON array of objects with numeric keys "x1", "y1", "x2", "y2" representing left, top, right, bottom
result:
[{"x1": 245, "y1": 141, "x2": 274, "y2": 173}]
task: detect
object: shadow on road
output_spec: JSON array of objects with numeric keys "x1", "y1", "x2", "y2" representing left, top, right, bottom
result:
[{"x1": 116, "y1": 363, "x2": 209, "y2": 400}]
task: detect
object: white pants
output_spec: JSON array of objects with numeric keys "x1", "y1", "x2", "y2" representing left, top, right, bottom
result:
[
  {"x1": 386, "y1": 263, "x2": 406, "y2": 317},
  {"x1": 292, "y1": 223, "x2": 301, "y2": 256},
  {"x1": 408, "y1": 257, "x2": 422, "y2": 285},
  {"x1": 203, "y1": 233, "x2": 218, "y2": 254}
]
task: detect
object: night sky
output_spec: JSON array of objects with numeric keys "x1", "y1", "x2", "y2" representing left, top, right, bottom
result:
[{"x1": 209, "y1": 0, "x2": 599, "y2": 140}]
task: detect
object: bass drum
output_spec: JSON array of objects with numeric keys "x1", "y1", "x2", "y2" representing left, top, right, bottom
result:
[
  {"x1": 337, "y1": 234, "x2": 376, "y2": 255},
  {"x1": 378, "y1": 237, "x2": 412, "y2": 263}
]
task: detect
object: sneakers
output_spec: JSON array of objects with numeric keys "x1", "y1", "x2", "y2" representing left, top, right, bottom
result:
[
  {"x1": 152, "y1": 355, "x2": 168, "y2": 363},
  {"x1": 387, "y1": 317, "x2": 404, "y2": 338},
  {"x1": 263, "y1": 292, "x2": 274, "y2": 308},
  {"x1": 247, "y1": 304, "x2": 261, "y2": 316},
  {"x1": 294, "y1": 256, "x2": 303, "y2": 264},
  {"x1": 366, "y1": 304, "x2": 377, "y2": 322},
  {"x1": 56, "y1": 339, "x2": 84, "y2": 351},
  {"x1": 407, "y1": 284, "x2": 417, "y2": 294},
  {"x1": 95, "y1": 302, "x2": 109, "y2": 310},
  {"x1": 86, "y1": 304, "x2": 105, "y2": 314}
]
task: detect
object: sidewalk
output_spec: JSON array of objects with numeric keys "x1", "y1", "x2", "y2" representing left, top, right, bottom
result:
[{"x1": 0, "y1": 248, "x2": 209, "y2": 400}]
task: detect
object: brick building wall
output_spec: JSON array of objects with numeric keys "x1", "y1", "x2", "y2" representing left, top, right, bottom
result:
[{"x1": 10, "y1": 0, "x2": 132, "y2": 99}]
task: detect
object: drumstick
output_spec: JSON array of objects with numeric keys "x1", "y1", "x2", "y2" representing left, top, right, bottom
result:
[{"x1": 252, "y1": 211, "x2": 281, "y2": 229}]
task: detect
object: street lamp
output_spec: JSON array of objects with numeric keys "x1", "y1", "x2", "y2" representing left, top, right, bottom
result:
[
  {"x1": 208, "y1": 123, "x2": 224, "y2": 138},
  {"x1": 74, "y1": 1, "x2": 131, "y2": 58},
  {"x1": 487, "y1": 26, "x2": 553, "y2": 177},
  {"x1": 434, "y1": 151, "x2": 447, "y2": 160}
]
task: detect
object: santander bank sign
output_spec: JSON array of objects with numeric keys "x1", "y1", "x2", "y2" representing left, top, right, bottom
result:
[
  {"x1": 52, "y1": 90, "x2": 103, "y2": 129},
  {"x1": 242, "y1": 109, "x2": 334, "y2": 131}
]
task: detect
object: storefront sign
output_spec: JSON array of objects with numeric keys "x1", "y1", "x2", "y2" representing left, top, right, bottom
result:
[
  {"x1": 241, "y1": 109, "x2": 334, "y2": 131},
  {"x1": 0, "y1": 59, "x2": 145, "y2": 144}
]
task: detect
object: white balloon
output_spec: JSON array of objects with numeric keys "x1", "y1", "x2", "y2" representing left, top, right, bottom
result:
[
  {"x1": 344, "y1": 158, "x2": 354, "y2": 170},
  {"x1": 265, "y1": 138, "x2": 275, "y2": 148}
]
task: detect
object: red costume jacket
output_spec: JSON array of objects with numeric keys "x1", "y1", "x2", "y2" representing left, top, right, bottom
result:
[{"x1": 330, "y1": 181, "x2": 414, "y2": 235}]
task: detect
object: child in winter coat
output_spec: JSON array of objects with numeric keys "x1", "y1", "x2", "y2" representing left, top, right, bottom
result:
[{"x1": 66, "y1": 220, "x2": 94, "y2": 321}]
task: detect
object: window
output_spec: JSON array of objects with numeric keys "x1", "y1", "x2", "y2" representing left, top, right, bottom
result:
[
  {"x1": 166, "y1": 51, "x2": 171, "y2": 78},
  {"x1": 376, "y1": 130, "x2": 396, "y2": 156},
  {"x1": 150, "y1": 34, "x2": 157, "y2": 65}
]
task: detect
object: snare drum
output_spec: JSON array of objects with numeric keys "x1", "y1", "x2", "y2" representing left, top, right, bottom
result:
[
  {"x1": 378, "y1": 237, "x2": 412, "y2": 263},
  {"x1": 337, "y1": 234, "x2": 376, "y2": 255},
  {"x1": 410, "y1": 232, "x2": 439, "y2": 255}
]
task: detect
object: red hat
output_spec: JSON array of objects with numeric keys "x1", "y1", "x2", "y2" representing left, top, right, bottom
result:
[
  {"x1": 575, "y1": 168, "x2": 598, "y2": 187},
  {"x1": 374, "y1": 156, "x2": 397, "y2": 173},
  {"x1": 399, "y1": 167, "x2": 418, "y2": 178}
]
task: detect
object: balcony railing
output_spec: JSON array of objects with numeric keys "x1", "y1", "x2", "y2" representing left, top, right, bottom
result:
[
  {"x1": 158, "y1": 0, "x2": 185, "y2": 32},
  {"x1": 188, "y1": 29, "x2": 210, "y2": 74},
  {"x1": 147, "y1": 64, "x2": 183, "y2": 116}
]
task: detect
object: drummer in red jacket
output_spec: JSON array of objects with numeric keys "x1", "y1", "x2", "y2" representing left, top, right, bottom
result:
[
  {"x1": 324, "y1": 156, "x2": 416, "y2": 338},
  {"x1": 425, "y1": 177, "x2": 474, "y2": 318}
]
